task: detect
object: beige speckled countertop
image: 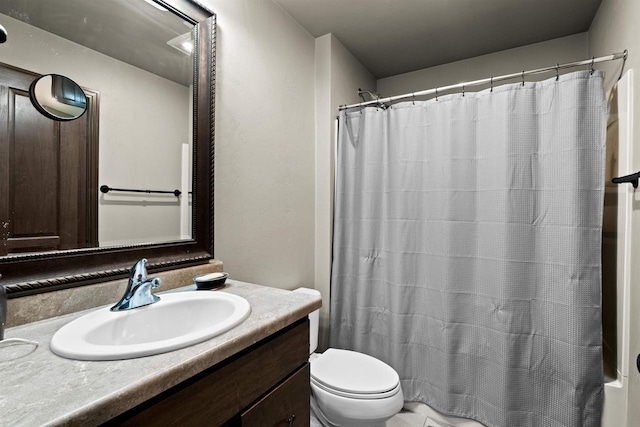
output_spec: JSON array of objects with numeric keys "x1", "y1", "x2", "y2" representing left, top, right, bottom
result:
[{"x1": 0, "y1": 280, "x2": 321, "y2": 427}]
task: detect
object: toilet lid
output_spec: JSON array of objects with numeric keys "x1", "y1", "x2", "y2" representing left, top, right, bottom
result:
[{"x1": 310, "y1": 348, "x2": 400, "y2": 395}]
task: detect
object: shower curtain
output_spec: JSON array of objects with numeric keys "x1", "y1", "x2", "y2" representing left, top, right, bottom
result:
[{"x1": 331, "y1": 70, "x2": 607, "y2": 427}]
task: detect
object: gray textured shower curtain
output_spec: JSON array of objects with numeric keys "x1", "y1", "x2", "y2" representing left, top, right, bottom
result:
[{"x1": 331, "y1": 71, "x2": 607, "y2": 427}]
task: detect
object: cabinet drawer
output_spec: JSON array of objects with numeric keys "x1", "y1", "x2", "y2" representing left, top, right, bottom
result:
[
  {"x1": 240, "y1": 363, "x2": 310, "y2": 427},
  {"x1": 110, "y1": 319, "x2": 309, "y2": 426}
]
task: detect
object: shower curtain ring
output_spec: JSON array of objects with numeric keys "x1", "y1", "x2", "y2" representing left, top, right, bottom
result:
[
  {"x1": 435, "y1": 87, "x2": 438, "y2": 101},
  {"x1": 490, "y1": 76, "x2": 493, "y2": 92},
  {"x1": 521, "y1": 70, "x2": 525, "y2": 86},
  {"x1": 462, "y1": 84, "x2": 465, "y2": 97},
  {"x1": 618, "y1": 49, "x2": 629, "y2": 81},
  {"x1": 412, "y1": 93, "x2": 415, "y2": 105},
  {"x1": 556, "y1": 64, "x2": 560, "y2": 81},
  {"x1": 590, "y1": 57, "x2": 595, "y2": 75}
]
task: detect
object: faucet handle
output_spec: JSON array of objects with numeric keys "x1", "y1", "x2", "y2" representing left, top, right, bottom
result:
[
  {"x1": 111, "y1": 259, "x2": 161, "y2": 311},
  {"x1": 149, "y1": 277, "x2": 161, "y2": 289},
  {"x1": 130, "y1": 258, "x2": 149, "y2": 282}
]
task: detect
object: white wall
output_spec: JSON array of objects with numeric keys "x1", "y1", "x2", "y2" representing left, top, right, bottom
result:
[
  {"x1": 203, "y1": 0, "x2": 316, "y2": 290},
  {"x1": 378, "y1": 32, "x2": 589, "y2": 99},
  {"x1": 0, "y1": 14, "x2": 190, "y2": 246},
  {"x1": 315, "y1": 34, "x2": 376, "y2": 349},
  {"x1": 589, "y1": 1, "x2": 640, "y2": 425}
]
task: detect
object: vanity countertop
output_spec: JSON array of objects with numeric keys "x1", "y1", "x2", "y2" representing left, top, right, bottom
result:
[{"x1": 0, "y1": 281, "x2": 321, "y2": 427}]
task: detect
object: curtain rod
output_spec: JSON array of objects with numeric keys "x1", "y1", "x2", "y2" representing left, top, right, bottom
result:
[{"x1": 339, "y1": 50, "x2": 628, "y2": 111}]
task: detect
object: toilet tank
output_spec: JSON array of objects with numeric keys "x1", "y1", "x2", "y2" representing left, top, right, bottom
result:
[{"x1": 293, "y1": 287, "x2": 320, "y2": 354}]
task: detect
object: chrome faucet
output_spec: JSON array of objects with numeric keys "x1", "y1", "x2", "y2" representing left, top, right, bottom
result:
[{"x1": 111, "y1": 258, "x2": 161, "y2": 311}]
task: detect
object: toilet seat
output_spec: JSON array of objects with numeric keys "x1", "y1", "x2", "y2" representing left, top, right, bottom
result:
[
  {"x1": 310, "y1": 349, "x2": 400, "y2": 400},
  {"x1": 311, "y1": 376, "x2": 401, "y2": 400}
]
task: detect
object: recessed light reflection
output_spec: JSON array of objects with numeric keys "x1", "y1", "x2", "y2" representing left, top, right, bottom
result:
[
  {"x1": 167, "y1": 32, "x2": 194, "y2": 55},
  {"x1": 181, "y1": 41, "x2": 193, "y2": 53}
]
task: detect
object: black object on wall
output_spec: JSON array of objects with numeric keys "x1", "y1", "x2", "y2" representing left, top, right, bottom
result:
[{"x1": 612, "y1": 171, "x2": 640, "y2": 189}]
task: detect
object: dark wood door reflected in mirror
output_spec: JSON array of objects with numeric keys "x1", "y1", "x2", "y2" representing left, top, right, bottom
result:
[
  {"x1": 0, "y1": 64, "x2": 99, "y2": 256},
  {"x1": 0, "y1": 0, "x2": 215, "y2": 297}
]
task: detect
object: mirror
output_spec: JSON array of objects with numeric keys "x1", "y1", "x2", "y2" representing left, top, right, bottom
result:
[
  {"x1": 29, "y1": 74, "x2": 88, "y2": 121},
  {"x1": 0, "y1": 0, "x2": 216, "y2": 297},
  {"x1": 0, "y1": 0, "x2": 199, "y2": 250}
]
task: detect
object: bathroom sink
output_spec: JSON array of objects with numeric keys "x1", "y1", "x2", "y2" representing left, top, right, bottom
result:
[{"x1": 50, "y1": 291, "x2": 251, "y2": 361}]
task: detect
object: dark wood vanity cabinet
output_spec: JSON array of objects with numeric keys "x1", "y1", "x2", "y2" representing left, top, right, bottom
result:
[
  {"x1": 107, "y1": 319, "x2": 310, "y2": 427},
  {"x1": 239, "y1": 364, "x2": 310, "y2": 426}
]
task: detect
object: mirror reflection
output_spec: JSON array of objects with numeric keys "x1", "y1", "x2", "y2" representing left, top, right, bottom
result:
[
  {"x1": 0, "y1": 0, "x2": 195, "y2": 254},
  {"x1": 29, "y1": 74, "x2": 87, "y2": 121}
]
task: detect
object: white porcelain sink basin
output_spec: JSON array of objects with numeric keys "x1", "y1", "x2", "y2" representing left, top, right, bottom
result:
[{"x1": 50, "y1": 291, "x2": 251, "y2": 360}]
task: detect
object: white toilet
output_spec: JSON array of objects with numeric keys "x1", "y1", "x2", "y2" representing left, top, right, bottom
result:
[{"x1": 294, "y1": 288, "x2": 404, "y2": 427}]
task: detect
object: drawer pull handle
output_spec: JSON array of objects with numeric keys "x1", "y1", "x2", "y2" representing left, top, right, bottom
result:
[{"x1": 287, "y1": 414, "x2": 296, "y2": 426}]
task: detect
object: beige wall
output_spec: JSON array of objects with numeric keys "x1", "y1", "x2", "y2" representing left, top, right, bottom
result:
[
  {"x1": 0, "y1": 14, "x2": 190, "y2": 246},
  {"x1": 378, "y1": 32, "x2": 589, "y2": 99},
  {"x1": 315, "y1": 34, "x2": 376, "y2": 349},
  {"x1": 204, "y1": 0, "x2": 316, "y2": 291},
  {"x1": 590, "y1": 1, "x2": 640, "y2": 425}
]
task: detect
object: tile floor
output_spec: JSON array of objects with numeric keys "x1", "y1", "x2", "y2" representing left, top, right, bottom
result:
[
  {"x1": 386, "y1": 406, "x2": 429, "y2": 427},
  {"x1": 312, "y1": 402, "x2": 485, "y2": 427},
  {"x1": 387, "y1": 403, "x2": 485, "y2": 427}
]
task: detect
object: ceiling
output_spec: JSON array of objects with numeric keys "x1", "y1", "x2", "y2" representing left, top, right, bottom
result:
[
  {"x1": 0, "y1": 0, "x2": 194, "y2": 85},
  {"x1": 274, "y1": 0, "x2": 603, "y2": 79}
]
